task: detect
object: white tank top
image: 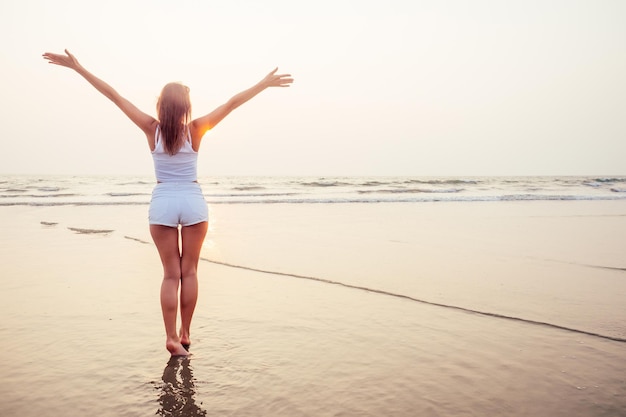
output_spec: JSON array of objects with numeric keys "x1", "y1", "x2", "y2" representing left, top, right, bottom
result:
[{"x1": 152, "y1": 126, "x2": 198, "y2": 182}]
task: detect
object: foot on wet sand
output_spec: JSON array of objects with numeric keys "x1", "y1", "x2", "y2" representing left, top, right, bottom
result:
[
  {"x1": 179, "y1": 329, "x2": 190, "y2": 351},
  {"x1": 166, "y1": 339, "x2": 189, "y2": 356}
]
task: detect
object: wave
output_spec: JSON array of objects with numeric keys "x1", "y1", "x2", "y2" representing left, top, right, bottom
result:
[
  {"x1": 301, "y1": 180, "x2": 352, "y2": 187},
  {"x1": 359, "y1": 181, "x2": 387, "y2": 187},
  {"x1": 2, "y1": 193, "x2": 626, "y2": 207},
  {"x1": 404, "y1": 179, "x2": 480, "y2": 185},
  {"x1": 358, "y1": 188, "x2": 463, "y2": 194},
  {"x1": 194, "y1": 256, "x2": 626, "y2": 343},
  {"x1": 593, "y1": 177, "x2": 626, "y2": 183},
  {"x1": 207, "y1": 194, "x2": 626, "y2": 204},
  {"x1": 206, "y1": 192, "x2": 300, "y2": 198}
]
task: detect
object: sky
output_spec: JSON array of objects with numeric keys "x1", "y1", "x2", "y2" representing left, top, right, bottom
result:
[{"x1": 0, "y1": 0, "x2": 624, "y2": 176}]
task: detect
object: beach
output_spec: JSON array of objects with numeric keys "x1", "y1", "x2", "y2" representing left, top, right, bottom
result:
[{"x1": 1, "y1": 176, "x2": 625, "y2": 416}]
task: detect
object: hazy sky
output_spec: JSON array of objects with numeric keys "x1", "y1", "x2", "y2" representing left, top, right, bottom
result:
[{"x1": 1, "y1": 0, "x2": 624, "y2": 176}]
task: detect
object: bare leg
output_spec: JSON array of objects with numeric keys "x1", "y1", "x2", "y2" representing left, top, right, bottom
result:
[
  {"x1": 150, "y1": 224, "x2": 188, "y2": 356},
  {"x1": 179, "y1": 221, "x2": 208, "y2": 348}
]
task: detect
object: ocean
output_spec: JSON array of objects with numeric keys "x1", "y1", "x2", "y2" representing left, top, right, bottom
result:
[{"x1": 1, "y1": 175, "x2": 626, "y2": 206}]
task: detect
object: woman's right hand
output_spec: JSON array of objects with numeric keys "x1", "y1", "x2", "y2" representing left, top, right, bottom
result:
[{"x1": 42, "y1": 49, "x2": 82, "y2": 71}]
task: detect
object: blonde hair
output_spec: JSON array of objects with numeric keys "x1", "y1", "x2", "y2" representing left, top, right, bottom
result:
[{"x1": 156, "y1": 82, "x2": 191, "y2": 155}]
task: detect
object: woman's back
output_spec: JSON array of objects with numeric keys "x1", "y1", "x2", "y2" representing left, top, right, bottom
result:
[{"x1": 152, "y1": 125, "x2": 198, "y2": 183}]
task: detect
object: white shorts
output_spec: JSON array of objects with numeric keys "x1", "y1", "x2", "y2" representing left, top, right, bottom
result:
[{"x1": 149, "y1": 182, "x2": 208, "y2": 227}]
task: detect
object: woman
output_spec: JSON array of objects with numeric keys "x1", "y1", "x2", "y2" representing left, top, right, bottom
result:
[{"x1": 42, "y1": 49, "x2": 293, "y2": 356}]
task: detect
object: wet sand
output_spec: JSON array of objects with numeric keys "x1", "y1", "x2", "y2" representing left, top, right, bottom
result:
[{"x1": 0, "y1": 201, "x2": 625, "y2": 416}]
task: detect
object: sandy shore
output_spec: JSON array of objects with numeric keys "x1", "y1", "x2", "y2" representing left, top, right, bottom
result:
[{"x1": 0, "y1": 201, "x2": 625, "y2": 416}]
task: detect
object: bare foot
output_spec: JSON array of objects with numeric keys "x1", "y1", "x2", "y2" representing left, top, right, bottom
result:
[
  {"x1": 179, "y1": 329, "x2": 190, "y2": 350},
  {"x1": 166, "y1": 339, "x2": 189, "y2": 356}
]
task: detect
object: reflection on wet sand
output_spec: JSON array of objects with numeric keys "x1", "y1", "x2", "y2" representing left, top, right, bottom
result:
[{"x1": 157, "y1": 357, "x2": 206, "y2": 417}]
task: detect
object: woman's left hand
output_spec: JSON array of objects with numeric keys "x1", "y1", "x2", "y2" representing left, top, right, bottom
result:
[{"x1": 262, "y1": 68, "x2": 293, "y2": 88}]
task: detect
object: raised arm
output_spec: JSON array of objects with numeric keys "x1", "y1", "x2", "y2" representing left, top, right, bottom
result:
[
  {"x1": 42, "y1": 49, "x2": 157, "y2": 136},
  {"x1": 189, "y1": 68, "x2": 293, "y2": 145}
]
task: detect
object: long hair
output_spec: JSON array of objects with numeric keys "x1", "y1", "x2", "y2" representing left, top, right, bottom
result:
[{"x1": 156, "y1": 83, "x2": 192, "y2": 155}]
